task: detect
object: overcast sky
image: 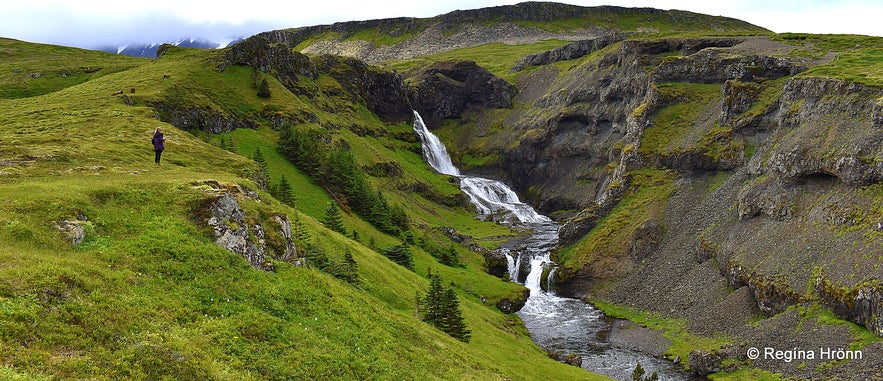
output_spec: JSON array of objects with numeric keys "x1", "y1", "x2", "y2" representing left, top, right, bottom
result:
[{"x1": 2, "y1": 0, "x2": 881, "y2": 50}]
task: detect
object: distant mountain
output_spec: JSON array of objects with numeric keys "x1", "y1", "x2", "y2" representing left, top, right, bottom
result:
[{"x1": 98, "y1": 37, "x2": 245, "y2": 57}]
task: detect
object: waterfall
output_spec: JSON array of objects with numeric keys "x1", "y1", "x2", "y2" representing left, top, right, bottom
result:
[
  {"x1": 412, "y1": 110, "x2": 694, "y2": 381},
  {"x1": 412, "y1": 111, "x2": 460, "y2": 176},
  {"x1": 412, "y1": 111, "x2": 550, "y2": 225}
]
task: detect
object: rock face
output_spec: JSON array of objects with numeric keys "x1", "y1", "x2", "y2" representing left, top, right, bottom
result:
[
  {"x1": 511, "y1": 34, "x2": 623, "y2": 72},
  {"x1": 150, "y1": 102, "x2": 258, "y2": 133},
  {"x1": 206, "y1": 192, "x2": 272, "y2": 270},
  {"x1": 197, "y1": 181, "x2": 299, "y2": 271},
  {"x1": 409, "y1": 60, "x2": 516, "y2": 130},
  {"x1": 312, "y1": 56, "x2": 412, "y2": 124},
  {"x1": 225, "y1": 35, "x2": 318, "y2": 82}
]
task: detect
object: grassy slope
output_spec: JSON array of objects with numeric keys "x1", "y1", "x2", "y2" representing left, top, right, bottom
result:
[{"x1": 0, "y1": 39, "x2": 605, "y2": 380}]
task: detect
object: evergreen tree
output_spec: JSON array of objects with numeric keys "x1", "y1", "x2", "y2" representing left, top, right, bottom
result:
[
  {"x1": 390, "y1": 203, "x2": 410, "y2": 232},
  {"x1": 382, "y1": 244, "x2": 414, "y2": 270},
  {"x1": 441, "y1": 244, "x2": 462, "y2": 267},
  {"x1": 421, "y1": 272, "x2": 445, "y2": 327},
  {"x1": 369, "y1": 189, "x2": 396, "y2": 234},
  {"x1": 276, "y1": 175, "x2": 294, "y2": 206},
  {"x1": 420, "y1": 272, "x2": 471, "y2": 343},
  {"x1": 334, "y1": 249, "x2": 359, "y2": 285},
  {"x1": 304, "y1": 244, "x2": 330, "y2": 271},
  {"x1": 324, "y1": 202, "x2": 346, "y2": 234},
  {"x1": 441, "y1": 285, "x2": 471, "y2": 342},
  {"x1": 257, "y1": 78, "x2": 271, "y2": 98},
  {"x1": 219, "y1": 135, "x2": 230, "y2": 151},
  {"x1": 293, "y1": 214, "x2": 311, "y2": 248},
  {"x1": 253, "y1": 147, "x2": 269, "y2": 179},
  {"x1": 227, "y1": 135, "x2": 237, "y2": 154}
]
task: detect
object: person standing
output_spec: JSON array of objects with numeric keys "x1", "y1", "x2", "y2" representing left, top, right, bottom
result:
[{"x1": 151, "y1": 127, "x2": 166, "y2": 165}]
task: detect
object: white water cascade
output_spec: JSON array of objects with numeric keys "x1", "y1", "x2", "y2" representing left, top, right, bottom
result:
[
  {"x1": 412, "y1": 111, "x2": 693, "y2": 381},
  {"x1": 413, "y1": 111, "x2": 552, "y2": 225}
]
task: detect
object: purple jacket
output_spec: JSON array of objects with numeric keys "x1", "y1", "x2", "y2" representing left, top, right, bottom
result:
[{"x1": 152, "y1": 132, "x2": 165, "y2": 151}]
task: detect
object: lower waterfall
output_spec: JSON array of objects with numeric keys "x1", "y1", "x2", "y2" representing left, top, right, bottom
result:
[{"x1": 413, "y1": 111, "x2": 698, "y2": 381}]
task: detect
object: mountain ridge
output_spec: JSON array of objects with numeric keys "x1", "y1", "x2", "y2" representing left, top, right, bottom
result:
[{"x1": 258, "y1": 1, "x2": 770, "y2": 63}]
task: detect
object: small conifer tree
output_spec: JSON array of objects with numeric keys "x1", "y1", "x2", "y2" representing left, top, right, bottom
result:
[
  {"x1": 252, "y1": 147, "x2": 269, "y2": 175},
  {"x1": 441, "y1": 285, "x2": 471, "y2": 342},
  {"x1": 420, "y1": 271, "x2": 471, "y2": 343},
  {"x1": 422, "y1": 272, "x2": 445, "y2": 327},
  {"x1": 257, "y1": 78, "x2": 271, "y2": 98},
  {"x1": 382, "y1": 244, "x2": 414, "y2": 270},
  {"x1": 324, "y1": 202, "x2": 346, "y2": 234},
  {"x1": 276, "y1": 175, "x2": 294, "y2": 206},
  {"x1": 334, "y1": 249, "x2": 359, "y2": 285}
]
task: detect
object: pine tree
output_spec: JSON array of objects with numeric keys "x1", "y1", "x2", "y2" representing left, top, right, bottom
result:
[
  {"x1": 253, "y1": 147, "x2": 269, "y2": 175},
  {"x1": 441, "y1": 244, "x2": 461, "y2": 267},
  {"x1": 324, "y1": 202, "x2": 346, "y2": 234},
  {"x1": 227, "y1": 135, "x2": 237, "y2": 154},
  {"x1": 421, "y1": 272, "x2": 445, "y2": 328},
  {"x1": 304, "y1": 244, "x2": 330, "y2": 271},
  {"x1": 382, "y1": 244, "x2": 414, "y2": 270},
  {"x1": 276, "y1": 175, "x2": 294, "y2": 206},
  {"x1": 293, "y1": 214, "x2": 311, "y2": 247},
  {"x1": 334, "y1": 248, "x2": 359, "y2": 285},
  {"x1": 257, "y1": 78, "x2": 271, "y2": 98},
  {"x1": 219, "y1": 135, "x2": 230, "y2": 150},
  {"x1": 440, "y1": 285, "x2": 471, "y2": 342},
  {"x1": 420, "y1": 272, "x2": 471, "y2": 343}
]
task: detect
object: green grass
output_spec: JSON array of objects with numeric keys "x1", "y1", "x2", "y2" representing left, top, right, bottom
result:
[
  {"x1": 771, "y1": 33, "x2": 883, "y2": 87},
  {"x1": 0, "y1": 40, "x2": 609, "y2": 380},
  {"x1": 387, "y1": 40, "x2": 574, "y2": 81},
  {"x1": 0, "y1": 38, "x2": 144, "y2": 99}
]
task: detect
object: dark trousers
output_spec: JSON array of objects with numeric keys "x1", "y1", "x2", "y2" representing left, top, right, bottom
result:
[{"x1": 155, "y1": 149, "x2": 163, "y2": 164}]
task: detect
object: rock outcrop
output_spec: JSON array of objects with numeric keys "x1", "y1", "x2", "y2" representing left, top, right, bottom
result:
[
  {"x1": 409, "y1": 60, "x2": 516, "y2": 130},
  {"x1": 196, "y1": 181, "x2": 300, "y2": 271}
]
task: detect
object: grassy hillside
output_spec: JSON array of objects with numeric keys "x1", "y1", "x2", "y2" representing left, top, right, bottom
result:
[{"x1": 0, "y1": 38, "x2": 606, "y2": 380}]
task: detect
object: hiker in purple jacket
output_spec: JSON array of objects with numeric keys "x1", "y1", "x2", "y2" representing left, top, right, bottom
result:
[{"x1": 152, "y1": 127, "x2": 166, "y2": 165}]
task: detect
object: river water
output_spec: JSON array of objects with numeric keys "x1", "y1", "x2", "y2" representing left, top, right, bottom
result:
[{"x1": 413, "y1": 111, "x2": 699, "y2": 381}]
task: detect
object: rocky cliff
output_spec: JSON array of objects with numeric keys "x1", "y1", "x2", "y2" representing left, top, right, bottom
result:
[
  {"x1": 393, "y1": 31, "x2": 882, "y2": 379},
  {"x1": 257, "y1": 3, "x2": 766, "y2": 63}
]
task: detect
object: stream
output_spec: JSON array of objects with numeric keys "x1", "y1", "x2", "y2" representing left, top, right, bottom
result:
[{"x1": 414, "y1": 111, "x2": 700, "y2": 381}]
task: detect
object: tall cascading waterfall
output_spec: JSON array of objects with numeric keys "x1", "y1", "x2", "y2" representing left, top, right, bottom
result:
[
  {"x1": 413, "y1": 109, "x2": 557, "y2": 290},
  {"x1": 413, "y1": 111, "x2": 695, "y2": 381},
  {"x1": 413, "y1": 111, "x2": 552, "y2": 226}
]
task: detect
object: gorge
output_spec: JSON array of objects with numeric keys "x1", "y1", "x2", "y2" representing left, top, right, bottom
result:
[
  {"x1": 415, "y1": 111, "x2": 697, "y2": 380},
  {"x1": 1, "y1": 2, "x2": 881, "y2": 380}
]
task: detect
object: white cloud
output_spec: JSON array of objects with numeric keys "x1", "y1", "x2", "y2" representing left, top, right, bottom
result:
[{"x1": 1, "y1": 0, "x2": 880, "y2": 50}]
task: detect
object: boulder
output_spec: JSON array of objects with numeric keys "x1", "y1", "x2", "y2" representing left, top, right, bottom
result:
[{"x1": 689, "y1": 349, "x2": 722, "y2": 376}]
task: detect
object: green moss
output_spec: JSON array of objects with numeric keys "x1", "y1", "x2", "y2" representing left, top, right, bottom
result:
[
  {"x1": 640, "y1": 82, "x2": 723, "y2": 157},
  {"x1": 555, "y1": 169, "x2": 675, "y2": 273}
]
